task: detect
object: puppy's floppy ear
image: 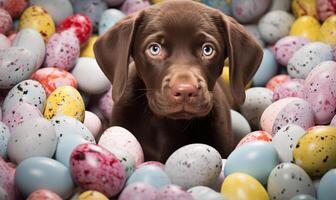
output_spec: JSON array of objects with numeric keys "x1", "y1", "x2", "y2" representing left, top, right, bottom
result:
[
  {"x1": 94, "y1": 12, "x2": 143, "y2": 103},
  {"x1": 218, "y1": 13, "x2": 263, "y2": 105}
]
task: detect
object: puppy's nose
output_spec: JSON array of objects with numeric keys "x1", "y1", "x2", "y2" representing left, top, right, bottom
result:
[{"x1": 171, "y1": 83, "x2": 198, "y2": 103}]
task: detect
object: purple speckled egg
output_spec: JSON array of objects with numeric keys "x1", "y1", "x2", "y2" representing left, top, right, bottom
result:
[
  {"x1": 273, "y1": 79, "x2": 305, "y2": 101},
  {"x1": 232, "y1": 0, "x2": 271, "y2": 23},
  {"x1": 70, "y1": 143, "x2": 126, "y2": 198},
  {"x1": 273, "y1": 36, "x2": 310, "y2": 66},
  {"x1": 304, "y1": 61, "x2": 336, "y2": 125},
  {"x1": 98, "y1": 86, "x2": 113, "y2": 120},
  {"x1": 44, "y1": 30, "x2": 80, "y2": 71},
  {"x1": 119, "y1": 182, "x2": 157, "y2": 200},
  {"x1": 0, "y1": 158, "x2": 16, "y2": 200},
  {"x1": 0, "y1": 33, "x2": 10, "y2": 49},
  {"x1": 121, "y1": 0, "x2": 150, "y2": 15},
  {"x1": 156, "y1": 184, "x2": 193, "y2": 200},
  {"x1": 260, "y1": 97, "x2": 315, "y2": 136},
  {"x1": 0, "y1": 8, "x2": 12, "y2": 34}
]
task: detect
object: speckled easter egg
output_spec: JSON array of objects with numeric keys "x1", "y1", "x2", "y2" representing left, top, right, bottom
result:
[
  {"x1": 273, "y1": 79, "x2": 305, "y2": 101},
  {"x1": 267, "y1": 163, "x2": 316, "y2": 200},
  {"x1": 31, "y1": 67, "x2": 77, "y2": 96},
  {"x1": 98, "y1": 86, "x2": 113, "y2": 120},
  {"x1": 119, "y1": 182, "x2": 157, "y2": 200},
  {"x1": 0, "y1": 157, "x2": 16, "y2": 200},
  {"x1": 80, "y1": 35, "x2": 97, "y2": 58},
  {"x1": 71, "y1": 57, "x2": 110, "y2": 94},
  {"x1": 156, "y1": 184, "x2": 193, "y2": 200},
  {"x1": 252, "y1": 49, "x2": 278, "y2": 87},
  {"x1": 0, "y1": 8, "x2": 12, "y2": 34},
  {"x1": 0, "y1": 122, "x2": 10, "y2": 159},
  {"x1": 30, "y1": 0, "x2": 74, "y2": 24},
  {"x1": 2, "y1": 80, "x2": 46, "y2": 115},
  {"x1": 15, "y1": 157, "x2": 74, "y2": 198},
  {"x1": 318, "y1": 16, "x2": 336, "y2": 45},
  {"x1": 258, "y1": 10, "x2": 295, "y2": 44},
  {"x1": 136, "y1": 161, "x2": 165, "y2": 170},
  {"x1": 70, "y1": 143, "x2": 126, "y2": 197},
  {"x1": 44, "y1": 86, "x2": 85, "y2": 122},
  {"x1": 293, "y1": 126, "x2": 336, "y2": 176},
  {"x1": 273, "y1": 36, "x2": 310, "y2": 66},
  {"x1": 2, "y1": 102, "x2": 42, "y2": 130},
  {"x1": 57, "y1": 14, "x2": 92, "y2": 46},
  {"x1": 236, "y1": 131, "x2": 272, "y2": 148},
  {"x1": 27, "y1": 189, "x2": 62, "y2": 200},
  {"x1": 290, "y1": 16, "x2": 321, "y2": 41},
  {"x1": 188, "y1": 186, "x2": 228, "y2": 200},
  {"x1": 121, "y1": 0, "x2": 150, "y2": 15},
  {"x1": 77, "y1": 190, "x2": 109, "y2": 200},
  {"x1": 201, "y1": 0, "x2": 231, "y2": 15},
  {"x1": 98, "y1": 126, "x2": 144, "y2": 166},
  {"x1": 240, "y1": 87, "x2": 273, "y2": 130},
  {"x1": 165, "y1": 144, "x2": 222, "y2": 189},
  {"x1": 73, "y1": 0, "x2": 107, "y2": 32},
  {"x1": 266, "y1": 74, "x2": 291, "y2": 91},
  {"x1": 98, "y1": 9, "x2": 125, "y2": 35},
  {"x1": 318, "y1": 168, "x2": 336, "y2": 200},
  {"x1": 0, "y1": 47, "x2": 36, "y2": 89},
  {"x1": 260, "y1": 97, "x2": 315, "y2": 136},
  {"x1": 12, "y1": 28, "x2": 46, "y2": 69},
  {"x1": 231, "y1": 110, "x2": 251, "y2": 143},
  {"x1": 270, "y1": 0, "x2": 291, "y2": 11},
  {"x1": 44, "y1": 30, "x2": 80, "y2": 71},
  {"x1": 317, "y1": 0, "x2": 336, "y2": 21},
  {"x1": 231, "y1": 0, "x2": 271, "y2": 23},
  {"x1": 287, "y1": 42, "x2": 333, "y2": 79},
  {"x1": 83, "y1": 111, "x2": 102, "y2": 139},
  {"x1": 0, "y1": 33, "x2": 10, "y2": 49},
  {"x1": 0, "y1": 0, "x2": 28, "y2": 17},
  {"x1": 126, "y1": 165, "x2": 171, "y2": 188},
  {"x1": 19, "y1": 6, "x2": 56, "y2": 42},
  {"x1": 244, "y1": 25, "x2": 265, "y2": 47},
  {"x1": 7, "y1": 117, "x2": 57, "y2": 164}
]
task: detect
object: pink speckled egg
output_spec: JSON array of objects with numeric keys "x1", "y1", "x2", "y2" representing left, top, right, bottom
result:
[
  {"x1": 273, "y1": 36, "x2": 310, "y2": 66},
  {"x1": 57, "y1": 14, "x2": 92, "y2": 46},
  {"x1": 83, "y1": 111, "x2": 102, "y2": 139},
  {"x1": 27, "y1": 189, "x2": 62, "y2": 200},
  {"x1": 119, "y1": 182, "x2": 157, "y2": 200},
  {"x1": 2, "y1": 102, "x2": 42, "y2": 130},
  {"x1": 0, "y1": 33, "x2": 10, "y2": 49},
  {"x1": 121, "y1": 0, "x2": 151, "y2": 15},
  {"x1": 136, "y1": 161, "x2": 165, "y2": 170},
  {"x1": 0, "y1": 158, "x2": 15, "y2": 200},
  {"x1": 273, "y1": 79, "x2": 305, "y2": 101},
  {"x1": 0, "y1": 0, "x2": 28, "y2": 18},
  {"x1": 98, "y1": 86, "x2": 113, "y2": 120},
  {"x1": 44, "y1": 30, "x2": 80, "y2": 71},
  {"x1": 70, "y1": 143, "x2": 126, "y2": 198},
  {"x1": 317, "y1": 0, "x2": 336, "y2": 21},
  {"x1": 156, "y1": 184, "x2": 193, "y2": 200},
  {"x1": 304, "y1": 61, "x2": 336, "y2": 125},
  {"x1": 266, "y1": 74, "x2": 291, "y2": 91},
  {"x1": 260, "y1": 97, "x2": 315, "y2": 136},
  {"x1": 98, "y1": 126, "x2": 144, "y2": 166},
  {"x1": 236, "y1": 131, "x2": 273, "y2": 148},
  {"x1": 0, "y1": 8, "x2": 12, "y2": 34}
]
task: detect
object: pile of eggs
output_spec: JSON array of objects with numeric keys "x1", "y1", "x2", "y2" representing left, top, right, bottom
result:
[{"x1": 1, "y1": 0, "x2": 336, "y2": 199}]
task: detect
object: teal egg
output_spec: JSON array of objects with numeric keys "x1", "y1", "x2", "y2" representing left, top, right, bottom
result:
[
  {"x1": 224, "y1": 141, "x2": 279, "y2": 185},
  {"x1": 318, "y1": 169, "x2": 336, "y2": 200},
  {"x1": 15, "y1": 157, "x2": 74, "y2": 198},
  {"x1": 98, "y1": 9, "x2": 125, "y2": 35},
  {"x1": 253, "y1": 48, "x2": 278, "y2": 86}
]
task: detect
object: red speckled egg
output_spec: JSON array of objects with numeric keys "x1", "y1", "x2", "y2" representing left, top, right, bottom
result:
[
  {"x1": 0, "y1": 8, "x2": 12, "y2": 34},
  {"x1": 236, "y1": 131, "x2": 272, "y2": 148},
  {"x1": 27, "y1": 189, "x2": 62, "y2": 200},
  {"x1": 70, "y1": 143, "x2": 126, "y2": 198},
  {"x1": 266, "y1": 74, "x2": 291, "y2": 91},
  {"x1": 57, "y1": 14, "x2": 92, "y2": 46},
  {"x1": 0, "y1": 0, "x2": 28, "y2": 18},
  {"x1": 317, "y1": 0, "x2": 336, "y2": 21},
  {"x1": 31, "y1": 67, "x2": 77, "y2": 96}
]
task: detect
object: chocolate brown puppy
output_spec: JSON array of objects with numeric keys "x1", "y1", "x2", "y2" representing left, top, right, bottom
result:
[{"x1": 94, "y1": 0, "x2": 263, "y2": 162}]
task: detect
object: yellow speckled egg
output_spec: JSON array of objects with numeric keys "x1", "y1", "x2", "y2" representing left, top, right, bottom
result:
[
  {"x1": 19, "y1": 6, "x2": 55, "y2": 42},
  {"x1": 291, "y1": 0, "x2": 317, "y2": 18},
  {"x1": 293, "y1": 126, "x2": 336, "y2": 177},
  {"x1": 77, "y1": 191, "x2": 108, "y2": 200},
  {"x1": 44, "y1": 86, "x2": 85, "y2": 122},
  {"x1": 290, "y1": 16, "x2": 321, "y2": 41},
  {"x1": 221, "y1": 173, "x2": 269, "y2": 200},
  {"x1": 318, "y1": 16, "x2": 336, "y2": 45},
  {"x1": 81, "y1": 35, "x2": 98, "y2": 58}
]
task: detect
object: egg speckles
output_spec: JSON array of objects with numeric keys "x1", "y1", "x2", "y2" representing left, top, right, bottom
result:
[{"x1": 0, "y1": 122, "x2": 10, "y2": 159}]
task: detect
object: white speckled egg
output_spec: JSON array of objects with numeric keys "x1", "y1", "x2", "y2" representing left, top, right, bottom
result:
[
  {"x1": 0, "y1": 122, "x2": 10, "y2": 159},
  {"x1": 71, "y1": 57, "x2": 110, "y2": 94},
  {"x1": 188, "y1": 186, "x2": 228, "y2": 200},
  {"x1": 272, "y1": 124, "x2": 306, "y2": 162},
  {"x1": 260, "y1": 97, "x2": 315, "y2": 136},
  {"x1": 164, "y1": 144, "x2": 222, "y2": 189},
  {"x1": 267, "y1": 163, "x2": 316, "y2": 200},
  {"x1": 0, "y1": 47, "x2": 36, "y2": 89},
  {"x1": 287, "y1": 42, "x2": 333, "y2": 79},
  {"x1": 12, "y1": 28, "x2": 45, "y2": 69},
  {"x1": 231, "y1": 109, "x2": 251, "y2": 143},
  {"x1": 51, "y1": 115, "x2": 95, "y2": 143},
  {"x1": 44, "y1": 30, "x2": 80, "y2": 71},
  {"x1": 240, "y1": 87, "x2": 274, "y2": 130},
  {"x1": 258, "y1": 10, "x2": 295, "y2": 43},
  {"x1": 244, "y1": 25, "x2": 265, "y2": 47},
  {"x1": 2, "y1": 80, "x2": 46, "y2": 115},
  {"x1": 7, "y1": 117, "x2": 57, "y2": 164}
]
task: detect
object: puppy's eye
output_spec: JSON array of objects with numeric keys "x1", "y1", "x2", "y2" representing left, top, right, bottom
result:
[
  {"x1": 149, "y1": 43, "x2": 162, "y2": 56},
  {"x1": 202, "y1": 44, "x2": 214, "y2": 56}
]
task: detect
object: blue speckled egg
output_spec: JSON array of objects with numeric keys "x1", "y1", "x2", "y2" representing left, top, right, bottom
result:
[
  {"x1": 232, "y1": 0, "x2": 271, "y2": 23},
  {"x1": 253, "y1": 48, "x2": 278, "y2": 86},
  {"x1": 98, "y1": 9, "x2": 125, "y2": 35},
  {"x1": 224, "y1": 141, "x2": 279, "y2": 185},
  {"x1": 201, "y1": 0, "x2": 231, "y2": 15},
  {"x1": 317, "y1": 169, "x2": 336, "y2": 200},
  {"x1": 15, "y1": 157, "x2": 74, "y2": 198},
  {"x1": 0, "y1": 122, "x2": 10, "y2": 159}
]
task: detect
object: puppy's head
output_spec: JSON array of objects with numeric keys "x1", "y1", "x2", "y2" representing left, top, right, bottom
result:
[{"x1": 94, "y1": 0, "x2": 263, "y2": 120}]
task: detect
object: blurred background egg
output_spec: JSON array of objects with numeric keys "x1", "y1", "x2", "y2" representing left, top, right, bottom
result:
[
  {"x1": 318, "y1": 15, "x2": 336, "y2": 45},
  {"x1": 121, "y1": 0, "x2": 151, "y2": 15},
  {"x1": 0, "y1": 33, "x2": 10, "y2": 49},
  {"x1": 118, "y1": 182, "x2": 157, "y2": 200},
  {"x1": 243, "y1": 25, "x2": 265, "y2": 47},
  {"x1": 318, "y1": 169, "x2": 336, "y2": 200},
  {"x1": 266, "y1": 74, "x2": 291, "y2": 91},
  {"x1": 290, "y1": 16, "x2": 321, "y2": 41},
  {"x1": 0, "y1": 8, "x2": 12, "y2": 34},
  {"x1": 230, "y1": 109, "x2": 251, "y2": 143},
  {"x1": 270, "y1": 0, "x2": 291, "y2": 11},
  {"x1": 291, "y1": 0, "x2": 317, "y2": 18},
  {"x1": 231, "y1": 0, "x2": 271, "y2": 23},
  {"x1": 252, "y1": 49, "x2": 278, "y2": 87},
  {"x1": 201, "y1": 0, "x2": 231, "y2": 15},
  {"x1": 30, "y1": 0, "x2": 73, "y2": 24},
  {"x1": 316, "y1": 0, "x2": 336, "y2": 21},
  {"x1": 0, "y1": 0, "x2": 28, "y2": 18},
  {"x1": 98, "y1": 9, "x2": 125, "y2": 35}
]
